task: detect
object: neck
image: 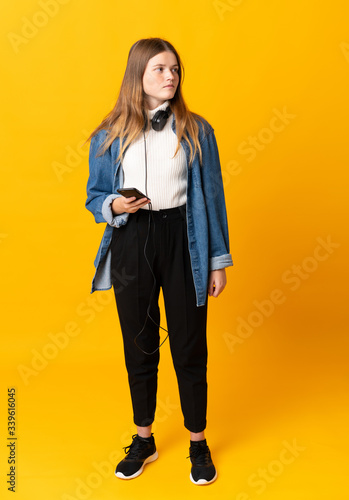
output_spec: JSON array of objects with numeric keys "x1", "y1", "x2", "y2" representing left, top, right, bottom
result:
[{"x1": 145, "y1": 98, "x2": 167, "y2": 110}]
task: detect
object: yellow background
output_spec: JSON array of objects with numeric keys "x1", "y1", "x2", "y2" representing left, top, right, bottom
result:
[{"x1": 1, "y1": 0, "x2": 348, "y2": 498}]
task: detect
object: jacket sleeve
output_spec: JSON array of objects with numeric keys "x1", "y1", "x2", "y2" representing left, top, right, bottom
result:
[
  {"x1": 200, "y1": 126, "x2": 233, "y2": 271},
  {"x1": 85, "y1": 130, "x2": 129, "y2": 228}
]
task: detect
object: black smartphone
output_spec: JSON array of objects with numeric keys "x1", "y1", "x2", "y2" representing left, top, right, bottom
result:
[{"x1": 117, "y1": 187, "x2": 150, "y2": 200}]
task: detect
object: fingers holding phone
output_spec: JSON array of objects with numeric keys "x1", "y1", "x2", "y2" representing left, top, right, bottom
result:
[{"x1": 112, "y1": 189, "x2": 150, "y2": 215}]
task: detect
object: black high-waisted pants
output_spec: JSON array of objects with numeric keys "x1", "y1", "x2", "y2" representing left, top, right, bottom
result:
[{"x1": 110, "y1": 205, "x2": 208, "y2": 433}]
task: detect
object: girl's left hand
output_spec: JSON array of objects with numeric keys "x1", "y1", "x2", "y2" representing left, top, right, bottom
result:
[{"x1": 208, "y1": 269, "x2": 227, "y2": 298}]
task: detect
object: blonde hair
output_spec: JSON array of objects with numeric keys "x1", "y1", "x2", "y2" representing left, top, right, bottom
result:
[{"x1": 87, "y1": 38, "x2": 205, "y2": 165}]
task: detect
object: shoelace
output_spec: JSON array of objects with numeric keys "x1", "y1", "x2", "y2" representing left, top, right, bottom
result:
[
  {"x1": 123, "y1": 434, "x2": 150, "y2": 459},
  {"x1": 187, "y1": 445, "x2": 211, "y2": 466}
]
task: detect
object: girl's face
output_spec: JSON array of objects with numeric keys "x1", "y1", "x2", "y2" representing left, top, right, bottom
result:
[{"x1": 142, "y1": 51, "x2": 180, "y2": 110}]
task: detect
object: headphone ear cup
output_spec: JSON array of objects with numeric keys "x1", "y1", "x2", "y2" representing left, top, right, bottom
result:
[{"x1": 151, "y1": 107, "x2": 171, "y2": 131}]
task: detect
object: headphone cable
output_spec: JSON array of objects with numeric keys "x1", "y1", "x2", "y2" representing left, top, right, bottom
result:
[{"x1": 133, "y1": 132, "x2": 169, "y2": 355}]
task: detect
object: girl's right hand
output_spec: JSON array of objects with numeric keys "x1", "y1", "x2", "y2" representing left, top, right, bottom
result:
[{"x1": 111, "y1": 196, "x2": 150, "y2": 215}]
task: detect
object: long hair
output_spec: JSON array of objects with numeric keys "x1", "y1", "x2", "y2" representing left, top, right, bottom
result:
[{"x1": 87, "y1": 38, "x2": 204, "y2": 164}]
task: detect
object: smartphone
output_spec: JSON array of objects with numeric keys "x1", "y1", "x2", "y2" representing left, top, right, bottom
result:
[{"x1": 117, "y1": 187, "x2": 150, "y2": 200}]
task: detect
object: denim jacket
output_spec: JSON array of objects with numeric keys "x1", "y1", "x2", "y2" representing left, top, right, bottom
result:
[{"x1": 85, "y1": 114, "x2": 233, "y2": 306}]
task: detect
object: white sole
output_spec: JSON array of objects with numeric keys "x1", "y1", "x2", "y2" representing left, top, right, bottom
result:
[
  {"x1": 115, "y1": 450, "x2": 159, "y2": 480},
  {"x1": 190, "y1": 470, "x2": 218, "y2": 485}
]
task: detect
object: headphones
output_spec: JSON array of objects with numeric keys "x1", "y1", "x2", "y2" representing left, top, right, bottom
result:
[{"x1": 150, "y1": 106, "x2": 171, "y2": 132}]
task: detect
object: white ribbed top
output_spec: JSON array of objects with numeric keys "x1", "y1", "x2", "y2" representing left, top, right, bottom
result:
[{"x1": 121, "y1": 101, "x2": 187, "y2": 211}]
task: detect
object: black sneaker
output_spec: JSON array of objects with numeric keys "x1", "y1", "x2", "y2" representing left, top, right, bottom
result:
[
  {"x1": 115, "y1": 434, "x2": 158, "y2": 480},
  {"x1": 188, "y1": 439, "x2": 217, "y2": 485}
]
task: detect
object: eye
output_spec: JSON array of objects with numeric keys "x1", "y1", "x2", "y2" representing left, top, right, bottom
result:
[{"x1": 172, "y1": 68, "x2": 179, "y2": 73}]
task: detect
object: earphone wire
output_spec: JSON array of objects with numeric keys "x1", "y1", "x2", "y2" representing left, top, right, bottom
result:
[{"x1": 133, "y1": 130, "x2": 169, "y2": 355}]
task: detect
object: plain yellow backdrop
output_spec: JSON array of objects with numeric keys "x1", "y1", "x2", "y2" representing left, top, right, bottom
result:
[{"x1": 1, "y1": 1, "x2": 348, "y2": 499}]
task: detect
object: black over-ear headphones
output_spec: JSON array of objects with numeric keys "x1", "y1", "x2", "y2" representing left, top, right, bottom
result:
[{"x1": 151, "y1": 106, "x2": 171, "y2": 132}]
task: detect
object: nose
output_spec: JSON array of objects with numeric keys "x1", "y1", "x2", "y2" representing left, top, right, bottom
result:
[{"x1": 165, "y1": 69, "x2": 174, "y2": 81}]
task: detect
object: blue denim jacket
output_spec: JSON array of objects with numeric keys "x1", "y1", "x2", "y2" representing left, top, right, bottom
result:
[{"x1": 85, "y1": 115, "x2": 233, "y2": 306}]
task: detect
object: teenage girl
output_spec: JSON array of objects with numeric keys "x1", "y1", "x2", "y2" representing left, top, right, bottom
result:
[{"x1": 86, "y1": 37, "x2": 233, "y2": 485}]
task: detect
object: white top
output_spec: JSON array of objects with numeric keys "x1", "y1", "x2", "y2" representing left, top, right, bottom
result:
[{"x1": 121, "y1": 101, "x2": 187, "y2": 210}]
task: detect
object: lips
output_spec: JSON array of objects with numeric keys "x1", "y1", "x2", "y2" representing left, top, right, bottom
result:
[{"x1": 164, "y1": 85, "x2": 174, "y2": 88}]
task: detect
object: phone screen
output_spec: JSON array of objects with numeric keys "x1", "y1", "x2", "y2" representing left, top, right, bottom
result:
[{"x1": 117, "y1": 188, "x2": 150, "y2": 200}]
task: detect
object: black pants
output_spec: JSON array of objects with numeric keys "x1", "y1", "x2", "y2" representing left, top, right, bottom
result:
[{"x1": 110, "y1": 206, "x2": 208, "y2": 433}]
